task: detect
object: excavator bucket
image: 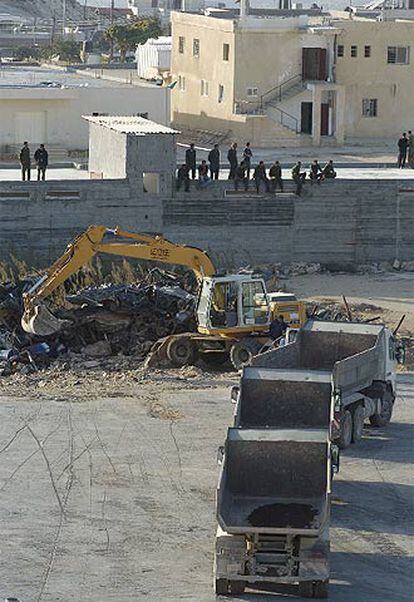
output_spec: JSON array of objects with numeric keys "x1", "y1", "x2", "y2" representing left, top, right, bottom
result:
[{"x1": 21, "y1": 304, "x2": 71, "y2": 337}]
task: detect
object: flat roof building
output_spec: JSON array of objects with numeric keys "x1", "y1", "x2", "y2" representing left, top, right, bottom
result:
[{"x1": 171, "y1": 9, "x2": 414, "y2": 145}]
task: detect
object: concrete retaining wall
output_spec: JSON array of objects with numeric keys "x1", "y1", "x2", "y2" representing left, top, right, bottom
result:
[{"x1": 0, "y1": 178, "x2": 413, "y2": 268}]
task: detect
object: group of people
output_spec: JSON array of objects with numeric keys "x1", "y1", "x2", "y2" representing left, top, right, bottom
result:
[
  {"x1": 19, "y1": 142, "x2": 49, "y2": 181},
  {"x1": 176, "y1": 141, "x2": 337, "y2": 196},
  {"x1": 397, "y1": 131, "x2": 414, "y2": 168}
]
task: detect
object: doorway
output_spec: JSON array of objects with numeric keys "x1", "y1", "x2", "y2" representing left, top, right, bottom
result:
[
  {"x1": 302, "y1": 48, "x2": 327, "y2": 81},
  {"x1": 320, "y1": 103, "x2": 329, "y2": 136},
  {"x1": 301, "y1": 102, "x2": 313, "y2": 134}
]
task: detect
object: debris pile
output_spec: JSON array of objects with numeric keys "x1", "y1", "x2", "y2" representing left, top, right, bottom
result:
[{"x1": 0, "y1": 270, "x2": 197, "y2": 376}]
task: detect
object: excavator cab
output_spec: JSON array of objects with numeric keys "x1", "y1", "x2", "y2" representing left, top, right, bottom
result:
[{"x1": 197, "y1": 274, "x2": 270, "y2": 335}]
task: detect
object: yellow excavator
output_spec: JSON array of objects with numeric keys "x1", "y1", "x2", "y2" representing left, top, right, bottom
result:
[{"x1": 21, "y1": 225, "x2": 306, "y2": 369}]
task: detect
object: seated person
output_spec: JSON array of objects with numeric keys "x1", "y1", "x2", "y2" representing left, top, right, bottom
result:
[{"x1": 323, "y1": 159, "x2": 337, "y2": 179}]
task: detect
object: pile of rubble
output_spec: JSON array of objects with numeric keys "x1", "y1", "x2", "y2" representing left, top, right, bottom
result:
[{"x1": 0, "y1": 269, "x2": 196, "y2": 376}]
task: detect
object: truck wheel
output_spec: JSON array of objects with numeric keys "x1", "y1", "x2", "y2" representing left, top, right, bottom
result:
[
  {"x1": 369, "y1": 394, "x2": 393, "y2": 427},
  {"x1": 298, "y1": 581, "x2": 314, "y2": 597},
  {"x1": 229, "y1": 580, "x2": 245, "y2": 594},
  {"x1": 338, "y1": 410, "x2": 353, "y2": 449},
  {"x1": 166, "y1": 337, "x2": 197, "y2": 367},
  {"x1": 230, "y1": 339, "x2": 261, "y2": 370},
  {"x1": 352, "y1": 404, "x2": 365, "y2": 442},
  {"x1": 313, "y1": 580, "x2": 329, "y2": 599},
  {"x1": 215, "y1": 578, "x2": 229, "y2": 595}
]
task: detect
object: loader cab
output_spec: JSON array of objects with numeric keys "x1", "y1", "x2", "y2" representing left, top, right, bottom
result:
[{"x1": 197, "y1": 275, "x2": 270, "y2": 333}]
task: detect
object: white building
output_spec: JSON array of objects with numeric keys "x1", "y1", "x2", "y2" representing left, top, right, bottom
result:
[
  {"x1": 0, "y1": 65, "x2": 171, "y2": 152},
  {"x1": 136, "y1": 36, "x2": 172, "y2": 78}
]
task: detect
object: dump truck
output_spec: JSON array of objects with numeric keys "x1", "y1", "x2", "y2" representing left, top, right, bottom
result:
[
  {"x1": 235, "y1": 319, "x2": 403, "y2": 449},
  {"x1": 215, "y1": 428, "x2": 335, "y2": 598}
]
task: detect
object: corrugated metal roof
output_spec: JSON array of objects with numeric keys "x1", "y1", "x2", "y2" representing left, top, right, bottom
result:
[{"x1": 83, "y1": 115, "x2": 178, "y2": 135}]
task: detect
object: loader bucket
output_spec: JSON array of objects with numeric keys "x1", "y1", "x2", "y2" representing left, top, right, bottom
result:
[{"x1": 21, "y1": 304, "x2": 70, "y2": 337}]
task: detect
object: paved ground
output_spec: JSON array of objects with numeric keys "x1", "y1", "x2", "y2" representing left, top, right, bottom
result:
[
  {"x1": 0, "y1": 166, "x2": 414, "y2": 182},
  {"x1": 0, "y1": 373, "x2": 412, "y2": 601}
]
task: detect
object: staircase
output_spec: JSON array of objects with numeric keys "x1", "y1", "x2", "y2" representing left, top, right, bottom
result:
[{"x1": 260, "y1": 74, "x2": 308, "y2": 136}]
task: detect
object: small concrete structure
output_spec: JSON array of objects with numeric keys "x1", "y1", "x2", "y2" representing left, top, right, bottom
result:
[
  {"x1": 136, "y1": 36, "x2": 172, "y2": 79},
  {"x1": 84, "y1": 115, "x2": 178, "y2": 194}
]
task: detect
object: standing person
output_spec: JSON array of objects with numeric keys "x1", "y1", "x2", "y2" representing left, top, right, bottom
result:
[
  {"x1": 185, "y1": 143, "x2": 197, "y2": 179},
  {"x1": 397, "y1": 132, "x2": 409, "y2": 168},
  {"x1": 34, "y1": 144, "x2": 48, "y2": 181},
  {"x1": 176, "y1": 163, "x2": 190, "y2": 192},
  {"x1": 407, "y1": 130, "x2": 414, "y2": 169},
  {"x1": 234, "y1": 160, "x2": 249, "y2": 191},
  {"x1": 19, "y1": 141, "x2": 31, "y2": 181},
  {"x1": 269, "y1": 314, "x2": 288, "y2": 340},
  {"x1": 227, "y1": 142, "x2": 238, "y2": 179},
  {"x1": 309, "y1": 159, "x2": 324, "y2": 185},
  {"x1": 208, "y1": 143, "x2": 220, "y2": 180},
  {"x1": 323, "y1": 159, "x2": 337, "y2": 179},
  {"x1": 291, "y1": 161, "x2": 306, "y2": 196},
  {"x1": 268, "y1": 160, "x2": 284, "y2": 192},
  {"x1": 243, "y1": 141, "x2": 253, "y2": 179},
  {"x1": 253, "y1": 161, "x2": 270, "y2": 193}
]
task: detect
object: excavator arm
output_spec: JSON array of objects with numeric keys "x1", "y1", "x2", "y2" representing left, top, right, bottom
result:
[{"x1": 22, "y1": 224, "x2": 216, "y2": 336}]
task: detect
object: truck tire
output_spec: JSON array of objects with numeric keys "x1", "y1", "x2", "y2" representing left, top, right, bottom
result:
[
  {"x1": 215, "y1": 579, "x2": 229, "y2": 595},
  {"x1": 166, "y1": 337, "x2": 197, "y2": 367},
  {"x1": 338, "y1": 410, "x2": 353, "y2": 449},
  {"x1": 313, "y1": 580, "x2": 329, "y2": 599},
  {"x1": 369, "y1": 392, "x2": 394, "y2": 427},
  {"x1": 229, "y1": 580, "x2": 245, "y2": 594},
  {"x1": 230, "y1": 338, "x2": 262, "y2": 370},
  {"x1": 352, "y1": 404, "x2": 365, "y2": 442},
  {"x1": 298, "y1": 581, "x2": 314, "y2": 597}
]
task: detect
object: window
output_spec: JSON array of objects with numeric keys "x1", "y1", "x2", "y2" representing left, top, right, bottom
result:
[
  {"x1": 364, "y1": 45, "x2": 371, "y2": 57},
  {"x1": 178, "y1": 75, "x2": 186, "y2": 91},
  {"x1": 209, "y1": 281, "x2": 238, "y2": 328},
  {"x1": 247, "y1": 86, "x2": 258, "y2": 97},
  {"x1": 362, "y1": 98, "x2": 378, "y2": 117},
  {"x1": 387, "y1": 46, "x2": 410, "y2": 64},
  {"x1": 218, "y1": 84, "x2": 224, "y2": 103},
  {"x1": 241, "y1": 281, "x2": 269, "y2": 325},
  {"x1": 201, "y1": 79, "x2": 209, "y2": 96},
  {"x1": 337, "y1": 44, "x2": 344, "y2": 57},
  {"x1": 193, "y1": 38, "x2": 200, "y2": 57},
  {"x1": 351, "y1": 45, "x2": 357, "y2": 57},
  {"x1": 223, "y1": 43, "x2": 230, "y2": 61},
  {"x1": 178, "y1": 36, "x2": 185, "y2": 54}
]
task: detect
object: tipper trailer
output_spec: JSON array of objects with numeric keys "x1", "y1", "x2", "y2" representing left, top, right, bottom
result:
[{"x1": 215, "y1": 428, "x2": 333, "y2": 598}]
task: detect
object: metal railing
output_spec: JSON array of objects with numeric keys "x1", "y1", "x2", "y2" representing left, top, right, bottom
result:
[{"x1": 260, "y1": 73, "x2": 304, "y2": 108}]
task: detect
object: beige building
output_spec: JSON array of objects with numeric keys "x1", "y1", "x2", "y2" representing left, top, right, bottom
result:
[{"x1": 171, "y1": 9, "x2": 414, "y2": 145}]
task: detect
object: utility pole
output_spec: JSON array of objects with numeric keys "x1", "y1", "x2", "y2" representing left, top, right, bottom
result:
[{"x1": 62, "y1": 0, "x2": 67, "y2": 35}]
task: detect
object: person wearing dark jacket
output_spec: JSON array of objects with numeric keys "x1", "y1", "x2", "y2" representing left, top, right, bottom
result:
[
  {"x1": 269, "y1": 160, "x2": 284, "y2": 192},
  {"x1": 227, "y1": 143, "x2": 238, "y2": 179},
  {"x1": 291, "y1": 161, "x2": 306, "y2": 195},
  {"x1": 185, "y1": 143, "x2": 197, "y2": 179},
  {"x1": 323, "y1": 159, "x2": 337, "y2": 179},
  {"x1": 34, "y1": 144, "x2": 48, "y2": 181},
  {"x1": 19, "y1": 141, "x2": 31, "y2": 181},
  {"x1": 253, "y1": 161, "x2": 269, "y2": 193},
  {"x1": 309, "y1": 159, "x2": 324, "y2": 185},
  {"x1": 208, "y1": 144, "x2": 220, "y2": 180},
  {"x1": 270, "y1": 315, "x2": 288, "y2": 340},
  {"x1": 234, "y1": 160, "x2": 249, "y2": 191},
  {"x1": 176, "y1": 163, "x2": 190, "y2": 191},
  {"x1": 397, "y1": 133, "x2": 409, "y2": 168},
  {"x1": 243, "y1": 142, "x2": 253, "y2": 179}
]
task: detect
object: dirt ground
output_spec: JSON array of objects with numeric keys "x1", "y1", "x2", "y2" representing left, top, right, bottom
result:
[
  {"x1": 0, "y1": 271, "x2": 413, "y2": 601},
  {"x1": 0, "y1": 373, "x2": 412, "y2": 601}
]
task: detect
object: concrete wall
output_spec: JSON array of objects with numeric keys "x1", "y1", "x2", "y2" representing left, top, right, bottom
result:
[
  {"x1": 0, "y1": 86, "x2": 170, "y2": 151},
  {"x1": 88, "y1": 124, "x2": 127, "y2": 179},
  {"x1": 0, "y1": 178, "x2": 412, "y2": 268}
]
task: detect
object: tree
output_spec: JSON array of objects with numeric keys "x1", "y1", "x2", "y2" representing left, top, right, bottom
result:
[
  {"x1": 104, "y1": 18, "x2": 162, "y2": 63},
  {"x1": 41, "y1": 37, "x2": 81, "y2": 63}
]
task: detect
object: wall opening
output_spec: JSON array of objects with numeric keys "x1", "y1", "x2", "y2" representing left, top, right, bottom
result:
[{"x1": 143, "y1": 172, "x2": 160, "y2": 193}]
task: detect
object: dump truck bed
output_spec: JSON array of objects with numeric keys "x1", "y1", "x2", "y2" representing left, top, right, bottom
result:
[
  {"x1": 250, "y1": 320, "x2": 386, "y2": 396},
  {"x1": 217, "y1": 429, "x2": 330, "y2": 535}
]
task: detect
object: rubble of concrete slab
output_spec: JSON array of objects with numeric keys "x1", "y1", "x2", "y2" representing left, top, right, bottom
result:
[{"x1": 0, "y1": 270, "x2": 196, "y2": 377}]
